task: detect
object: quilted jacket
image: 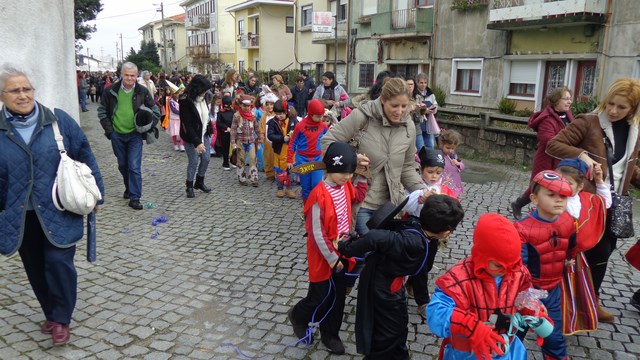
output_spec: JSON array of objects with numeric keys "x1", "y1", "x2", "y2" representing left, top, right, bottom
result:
[{"x1": 0, "y1": 103, "x2": 104, "y2": 256}]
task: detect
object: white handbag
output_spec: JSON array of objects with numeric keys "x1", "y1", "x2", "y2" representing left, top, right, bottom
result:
[{"x1": 51, "y1": 119, "x2": 102, "y2": 215}]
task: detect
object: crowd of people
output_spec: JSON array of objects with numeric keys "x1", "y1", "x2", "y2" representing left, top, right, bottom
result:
[{"x1": 2, "y1": 61, "x2": 640, "y2": 360}]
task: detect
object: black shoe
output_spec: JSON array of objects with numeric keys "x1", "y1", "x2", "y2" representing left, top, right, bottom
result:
[
  {"x1": 186, "y1": 181, "x2": 195, "y2": 198},
  {"x1": 194, "y1": 176, "x2": 211, "y2": 193},
  {"x1": 631, "y1": 290, "x2": 640, "y2": 311},
  {"x1": 321, "y1": 337, "x2": 345, "y2": 355},
  {"x1": 511, "y1": 196, "x2": 529, "y2": 220},
  {"x1": 123, "y1": 190, "x2": 130, "y2": 199},
  {"x1": 287, "y1": 308, "x2": 307, "y2": 340},
  {"x1": 128, "y1": 200, "x2": 143, "y2": 210}
]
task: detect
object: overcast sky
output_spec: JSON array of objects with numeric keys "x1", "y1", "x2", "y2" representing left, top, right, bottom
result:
[{"x1": 82, "y1": 0, "x2": 184, "y2": 62}]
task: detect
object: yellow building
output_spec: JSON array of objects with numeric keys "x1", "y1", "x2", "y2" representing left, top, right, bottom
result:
[
  {"x1": 139, "y1": 14, "x2": 189, "y2": 71},
  {"x1": 225, "y1": 0, "x2": 295, "y2": 73}
]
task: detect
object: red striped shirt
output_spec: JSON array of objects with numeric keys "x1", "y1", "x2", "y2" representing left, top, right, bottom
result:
[{"x1": 324, "y1": 181, "x2": 349, "y2": 237}]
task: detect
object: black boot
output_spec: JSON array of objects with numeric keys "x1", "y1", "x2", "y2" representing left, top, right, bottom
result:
[
  {"x1": 510, "y1": 196, "x2": 530, "y2": 220},
  {"x1": 194, "y1": 175, "x2": 211, "y2": 192},
  {"x1": 186, "y1": 181, "x2": 195, "y2": 198}
]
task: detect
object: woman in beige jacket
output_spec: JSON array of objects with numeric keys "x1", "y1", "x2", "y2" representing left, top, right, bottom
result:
[
  {"x1": 547, "y1": 78, "x2": 640, "y2": 322},
  {"x1": 321, "y1": 78, "x2": 426, "y2": 235}
]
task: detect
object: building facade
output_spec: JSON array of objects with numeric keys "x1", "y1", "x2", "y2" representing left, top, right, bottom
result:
[
  {"x1": 226, "y1": 0, "x2": 295, "y2": 74},
  {"x1": 139, "y1": 14, "x2": 189, "y2": 71}
]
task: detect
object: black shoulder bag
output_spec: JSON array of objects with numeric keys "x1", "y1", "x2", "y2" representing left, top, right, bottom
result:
[{"x1": 604, "y1": 135, "x2": 635, "y2": 238}]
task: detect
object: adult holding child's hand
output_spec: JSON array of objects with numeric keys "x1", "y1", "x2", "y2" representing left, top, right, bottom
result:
[{"x1": 546, "y1": 78, "x2": 640, "y2": 322}]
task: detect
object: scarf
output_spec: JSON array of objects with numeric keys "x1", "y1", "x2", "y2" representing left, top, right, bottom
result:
[{"x1": 239, "y1": 108, "x2": 254, "y2": 122}]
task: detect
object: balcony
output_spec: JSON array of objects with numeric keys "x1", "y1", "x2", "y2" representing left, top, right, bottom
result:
[
  {"x1": 239, "y1": 34, "x2": 259, "y2": 49},
  {"x1": 312, "y1": 21, "x2": 347, "y2": 45},
  {"x1": 371, "y1": 7, "x2": 434, "y2": 39},
  {"x1": 187, "y1": 44, "x2": 211, "y2": 58},
  {"x1": 186, "y1": 14, "x2": 211, "y2": 30},
  {"x1": 487, "y1": 0, "x2": 607, "y2": 30}
]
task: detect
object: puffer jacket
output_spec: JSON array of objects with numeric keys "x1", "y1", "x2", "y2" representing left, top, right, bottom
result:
[
  {"x1": 321, "y1": 98, "x2": 425, "y2": 209},
  {"x1": 0, "y1": 103, "x2": 104, "y2": 256},
  {"x1": 528, "y1": 105, "x2": 574, "y2": 181},
  {"x1": 98, "y1": 81, "x2": 160, "y2": 139},
  {"x1": 313, "y1": 82, "x2": 349, "y2": 108}
]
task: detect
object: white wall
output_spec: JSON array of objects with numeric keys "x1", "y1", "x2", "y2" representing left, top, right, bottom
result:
[{"x1": 0, "y1": 1, "x2": 79, "y2": 120}]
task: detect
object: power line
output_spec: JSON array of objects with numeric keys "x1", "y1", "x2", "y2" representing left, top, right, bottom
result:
[{"x1": 91, "y1": 1, "x2": 182, "y2": 22}]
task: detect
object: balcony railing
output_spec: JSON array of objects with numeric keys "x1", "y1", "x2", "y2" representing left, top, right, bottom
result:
[
  {"x1": 312, "y1": 21, "x2": 347, "y2": 44},
  {"x1": 186, "y1": 14, "x2": 211, "y2": 29},
  {"x1": 239, "y1": 34, "x2": 259, "y2": 49},
  {"x1": 371, "y1": 7, "x2": 433, "y2": 39},
  {"x1": 489, "y1": 0, "x2": 607, "y2": 23},
  {"x1": 187, "y1": 44, "x2": 211, "y2": 58}
]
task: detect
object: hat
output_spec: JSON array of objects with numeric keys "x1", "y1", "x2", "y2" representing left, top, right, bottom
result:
[
  {"x1": 135, "y1": 105, "x2": 154, "y2": 133},
  {"x1": 145, "y1": 126, "x2": 159, "y2": 144},
  {"x1": 532, "y1": 170, "x2": 573, "y2": 197},
  {"x1": 323, "y1": 141, "x2": 357, "y2": 174},
  {"x1": 273, "y1": 100, "x2": 288, "y2": 113},
  {"x1": 222, "y1": 95, "x2": 233, "y2": 106},
  {"x1": 240, "y1": 95, "x2": 253, "y2": 105},
  {"x1": 261, "y1": 92, "x2": 279, "y2": 105},
  {"x1": 558, "y1": 158, "x2": 590, "y2": 177},
  {"x1": 366, "y1": 197, "x2": 410, "y2": 230},
  {"x1": 307, "y1": 99, "x2": 325, "y2": 116},
  {"x1": 418, "y1": 147, "x2": 445, "y2": 168},
  {"x1": 165, "y1": 80, "x2": 179, "y2": 93},
  {"x1": 471, "y1": 213, "x2": 523, "y2": 279}
]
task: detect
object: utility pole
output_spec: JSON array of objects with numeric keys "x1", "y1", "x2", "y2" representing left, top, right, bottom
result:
[
  {"x1": 334, "y1": 15, "x2": 338, "y2": 73},
  {"x1": 87, "y1": 48, "x2": 91, "y2": 72},
  {"x1": 157, "y1": 2, "x2": 168, "y2": 71},
  {"x1": 120, "y1": 33, "x2": 124, "y2": 63},
  {"x1": 116, "y1": 41, "x2": 119, "y2": 64}
]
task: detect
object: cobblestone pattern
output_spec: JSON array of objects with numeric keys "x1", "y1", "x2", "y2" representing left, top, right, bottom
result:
[{"x1": 1, "y1": 101, "x2": 639, "y2": 359}]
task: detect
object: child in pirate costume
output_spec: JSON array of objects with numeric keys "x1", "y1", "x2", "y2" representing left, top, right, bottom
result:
[
  {"x1": 427, "y1": 213, "x2": 544, "y2": 360},
  {"x1": 288, "y1": 142, "x2": 368, "y2": 355},
  {"x1": 338, "y1": 195, "x2": 465, "y2": 360},
  {"x1": 266, "y1": 100, "x2": 298, "y2": 198},
  {"x1": 515, "y1": 170, "x2": 575, "y2": 360}
]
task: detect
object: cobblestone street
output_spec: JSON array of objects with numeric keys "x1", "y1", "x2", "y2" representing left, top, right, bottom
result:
[{"x1": 1, "y1": 102, "x2": 639, "y2": 360}]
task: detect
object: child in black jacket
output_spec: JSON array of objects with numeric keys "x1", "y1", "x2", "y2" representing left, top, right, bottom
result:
[{"x1": 216, "y1": 96, "x2": 234, "y2": 170}]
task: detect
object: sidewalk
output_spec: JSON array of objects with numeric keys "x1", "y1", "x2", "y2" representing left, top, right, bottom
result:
[{"x1": 0, "y1": 100, "x2": 638, "y2": 359}]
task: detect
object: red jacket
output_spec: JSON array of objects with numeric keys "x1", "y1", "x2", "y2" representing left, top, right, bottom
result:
[
  {"x1": 435, "y1": 257, "x2": 532, "y2": 353},
  {"x1": 516, "y1": 212, "x2": 575, "y2": 290},
  {"x1": 528, "y1": 106, "x2": 574, "y2": 181},
  {"x1": 573, "y1": 192, "x2": 606, "y2": 253},
  {"x1": 304, "y1": 179, "x2": 367, "y2": 282}
]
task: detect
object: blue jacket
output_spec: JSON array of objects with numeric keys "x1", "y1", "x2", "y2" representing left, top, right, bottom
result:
[{"x1": 0, "y1": 103, "x2": 104, "y2": 256}]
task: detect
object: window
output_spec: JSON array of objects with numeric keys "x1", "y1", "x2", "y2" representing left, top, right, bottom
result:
[
  {"x1": 238, "y1": 19, "x2": 244, "y2": 35},
  {"x1": 339, "y1": 0, "x2": 347, "y2": 21},
  {"x1": 451, "y1": 59, "x2": 482, "y2": 95},
  {"x1": 509, "y1": 61, "x2": 537, "y2": 98},
  {"x1": 543, "y1": 61, "x2": 566, "y2": 94},
  {"x1": 286, "y1": 16, "x2": 294, "y2": 33},
  {"x1": 301, "y1": 5, "x2": 312, "y2": 27},
  {"x1": 359, "y1": 64, "x2": 375, "y2": 88},
  {"x1": 362, "y1": 0, "x2": 377, "y2": 16},
  {"x1": 389, "y1": 64, "x2": 419, "y2": 81},
  {"x1": 316, "y1": 63, "x2": 325, "y2": 83},
  {"x1": 239, "y1": 60, "x2": 245, "y2": 74},
  {"x1": 633, "y1": 59, "x2": 640, "y2": 79},
  {"x1": 416, "y1": 0, "x2": 435, "y2": 5}
]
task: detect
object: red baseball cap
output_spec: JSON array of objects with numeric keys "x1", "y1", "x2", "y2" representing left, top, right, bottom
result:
[{"x1": 532, "y1": 170, "x2": 573, "y2": 196}]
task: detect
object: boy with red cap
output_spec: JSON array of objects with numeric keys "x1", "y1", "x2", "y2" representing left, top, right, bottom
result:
[
  {"x1": 288, "y1": 141, "x2": 368, "y2": 354},
  {"x1": 427, "y1": 213, "x2": 538, "y2": 360},
  {"x1": 515, "y1": 170, "x2": 576, "y2": 359},
  {"x1": 287, "y1": 99, "x2": 329, "y2": 203}
]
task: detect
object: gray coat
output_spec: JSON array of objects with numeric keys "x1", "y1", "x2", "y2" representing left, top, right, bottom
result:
[{"x1": 321, "y1": 98, "x2": 425, "y2": 210}]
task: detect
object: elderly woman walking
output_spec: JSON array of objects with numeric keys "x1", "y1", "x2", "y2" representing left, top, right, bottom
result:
[
  {"x1": 547, "y1": 78, "x2": 640, "y2": 322},
  {"x1": 0, "y1": 64, "x2": 104, "y2": 345}
]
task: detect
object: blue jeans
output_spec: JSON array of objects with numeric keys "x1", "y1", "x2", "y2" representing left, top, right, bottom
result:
[
  {"x1": 110, "y1": 131, "x2": 143, "y2": 201},
  {"x1": 356, "y1": 207, "x2": 375, "y2": 235},
  {"x1": 79, "y1": 90, "x2": 88, "y2": 111},
  {"x1": 184, "y1": 136, "x2": 211, "y2": 181},
  {"x1": 420, "y1": 122, "x2": 435, "y2": 149}
]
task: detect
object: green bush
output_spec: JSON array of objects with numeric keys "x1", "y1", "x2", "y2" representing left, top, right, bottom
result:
[
  {"x1": 497, "y1": 97, "x2": 517, "y2": 115},
  {"x1": 513, "y1": 108, "x2": 533, "y2": 118},
  {"x1": 570, "y1": 97, "x2": 598, "y2": 116},
  {"x1": 433, "y1": 86, "x2": 446, "y2": 107}
]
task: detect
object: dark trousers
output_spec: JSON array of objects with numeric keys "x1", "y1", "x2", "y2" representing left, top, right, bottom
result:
[
  {"x1": 585, "y1": 223, "x2": 617, "y2": 295},
  {"x1": 18, "y1": 211, "x2": 77, "y2": 324},
  {"x1": 219, "y1": 131, "x2": 231, "y2": 167},
  {"x1": 407, "y1": 237, "x2": 439, "y2": 306},
  {"x1": 110, "y1": 131, "x2": 143, "y2": 201},
  {"x1": 291, "y1": 270, "x2": 346, "y2": 342}
]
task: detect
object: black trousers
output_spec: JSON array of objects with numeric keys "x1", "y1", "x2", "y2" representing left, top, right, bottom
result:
[
  {"x1": 407, "y1": 237, "x2": 439, "y2": 306},
  {"x1": 291, "y1": 270, "x2": 346, "y2": 341},
  {"x1": 584, "y1": 222, "x2": 617, "y2": 296},
  {"x1": 219, "y1": 131, "x2": 231, "y2": 167},
  {"x1": 18, "y1": 211, "x2": 77, "y2": 324}
]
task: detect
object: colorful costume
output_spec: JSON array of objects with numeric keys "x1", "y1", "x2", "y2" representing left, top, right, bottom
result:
[
  {"x1": 267, "y1": 101, "x2": 298, "y2": 194},
  {"x1": 428, "y1": 214, "x2": 534, "y2": 360},
  {"x1": 442, "y1": 152, "x2": 464, "y2": 196},
  {"x1": 230, "y1": 101, "x2": 261, "y2": 185}
]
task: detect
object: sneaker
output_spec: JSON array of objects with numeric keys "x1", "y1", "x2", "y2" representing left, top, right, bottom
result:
[
  {"x1": 321, "y1": 337, "x2": 345, "y2": 355},
  {"x1": 179, "y1": 145, "x2": 185, "y2": 152},
  {"x1": 239, "y1": 181, "x2": 248, "y2": 186},
  {"x1": 285, "y1": 189, "x2": 296, "y2": 199},
  {"x1": 223, "y1": 165, "x2": 231, "y2": 171},
  {"x1": 230, "y1": 164, "x2": 237, "y2": 169},
  {"x1": 631, "y1": 291, "x2": 640, "y2": 312},
  {"x1": 276, "y1": 190, "x2": 285, "y2": 198},
  {"x1": 51, "y1": 322, "x2": 70, "y2": 346},
  {"x1": 251, "y1": 181, "x2": 259, "y2": 187},
  {"x1": 174, "y1": 145, "x2": 180, "y2": 151},
  {"x1": 287, "y1": 308, "x2": 307, "y2": 340}
]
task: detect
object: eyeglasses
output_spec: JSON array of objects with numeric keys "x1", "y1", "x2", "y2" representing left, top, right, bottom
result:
[
  {"x1": 3, "y1": 87, "x2": 34, "y2": 96},
  {"x1": 561, "y1": 97, "x2": 572, "y2": 101}
]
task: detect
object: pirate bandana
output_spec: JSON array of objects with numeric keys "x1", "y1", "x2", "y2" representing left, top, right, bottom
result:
[{"x1": 323, "y1": 141, "x2": 357, "y2": 174}]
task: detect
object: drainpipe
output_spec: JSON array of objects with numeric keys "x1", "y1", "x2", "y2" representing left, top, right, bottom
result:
[
  {"x1": 595, "y1": 0, "x2": 613, "y2": 97},
  {"x1": 430, "y1": 0, "x2": 438, "y2": 87}
]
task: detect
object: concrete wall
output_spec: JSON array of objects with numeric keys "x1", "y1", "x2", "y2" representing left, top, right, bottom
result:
[
  {"x1": 433, "y1": 5, "x2": 508, "y2": 110},
  {"x1": 295, "y1": 0, "x2": 334, "y2": 68},
  {"x1": 258, "y1": 6, "x2": 295, "y2": 71},
  {"x1": 0, "y1": 1, "x2": 79, "y2": 119}
]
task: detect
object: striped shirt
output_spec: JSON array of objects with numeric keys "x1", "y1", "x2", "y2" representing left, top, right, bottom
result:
[{"x1": 324, "y1": 181, "x2": 349, "y2": 237}]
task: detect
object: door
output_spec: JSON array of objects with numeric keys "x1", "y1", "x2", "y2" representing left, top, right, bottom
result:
[
  {"x1": 393, "y1": 0, "x2": 410, "y2": 29},
  {"x1": 543, "y1": 61, "x2": 567, "y2": 95},
  {"x1": 575, "y1": 61, "x2": 597, "y2": 101}
]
